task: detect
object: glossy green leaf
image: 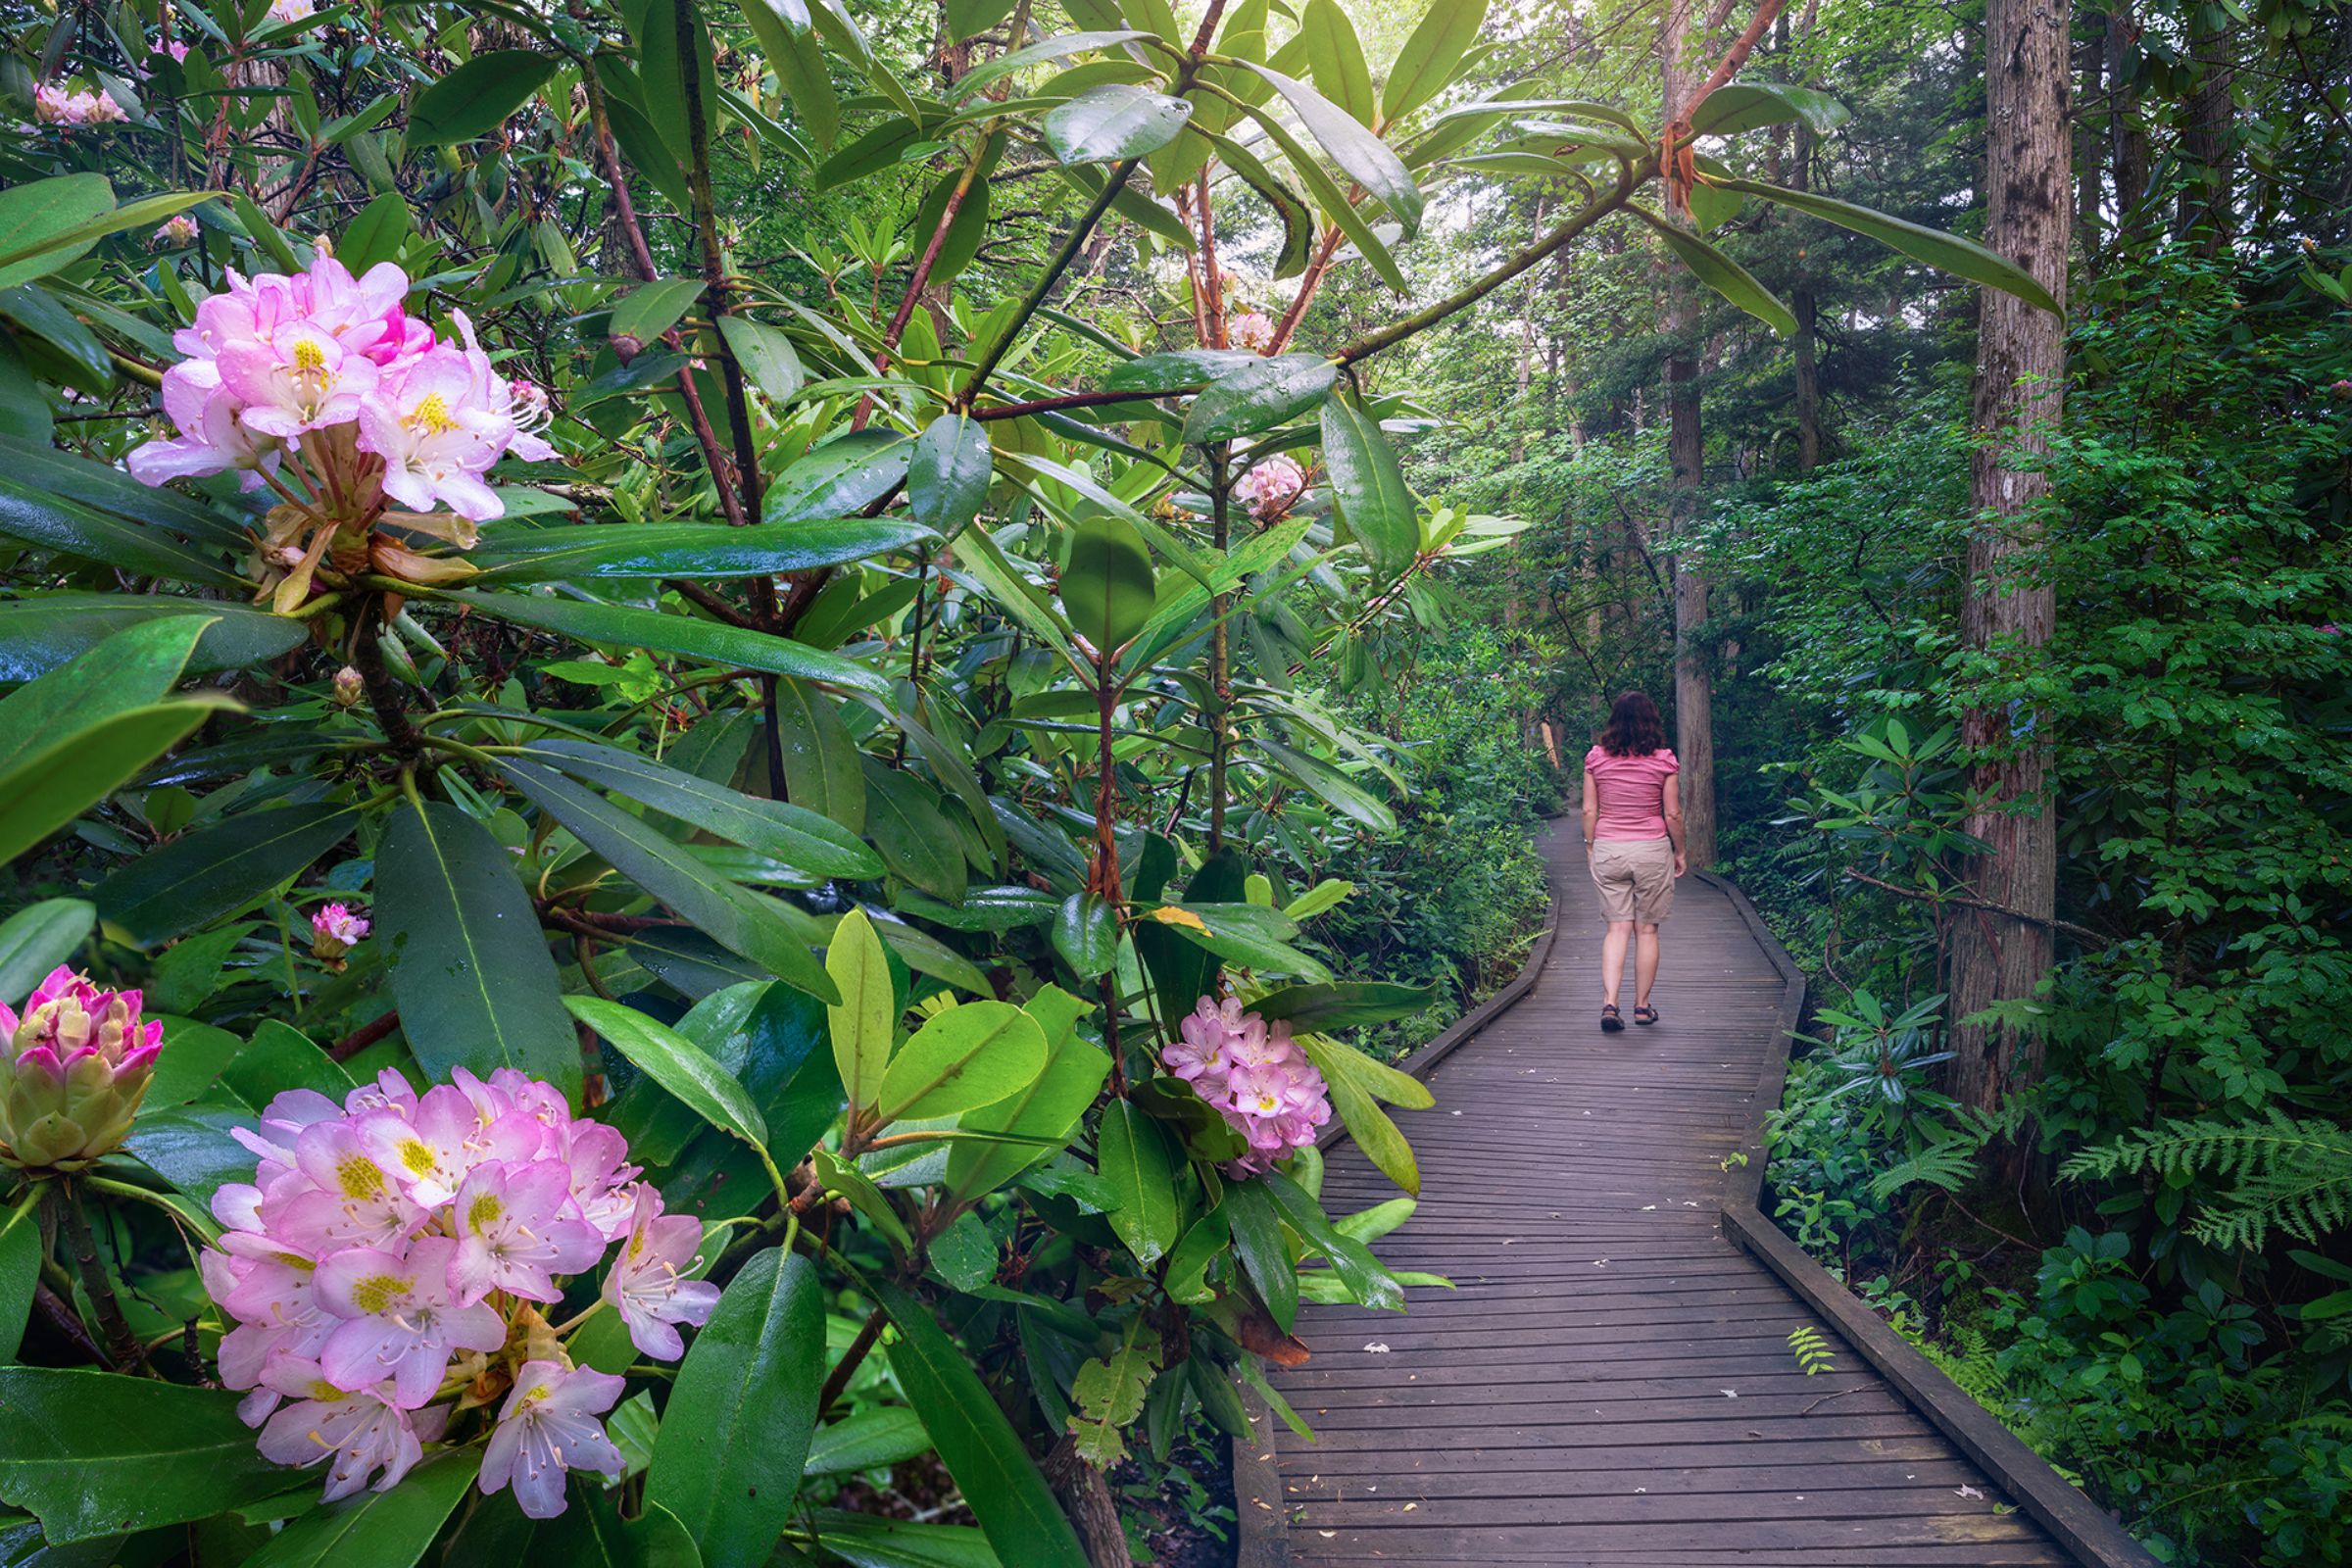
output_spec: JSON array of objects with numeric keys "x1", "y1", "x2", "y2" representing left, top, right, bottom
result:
[
  {"x1": 1709, "y1": 174, "x2": 2064, "y2": 318},
  {"x1": 1232, "y1": 99, "x2": 1408, "y2": 291},
  {"x1": 495, "y1": 757, "x2": 840, "y2": 1004},
  {"x1": 0, "y1": 698, "x2": 228, "y2": 869},
  {"x1": 96, "y1": 803, "x2": 359, "y2": 947},
  {"x1": 1690, "y1": 81, "x2": 1850, "y2": 137},
  {"x1": 453, "y1": 590, "x2": 889, "y2": 696},
  {"x1": 772, "y1": 675, "x2": 867, "y2": 832},
  {"x1": 1381, "y1": 0, "x2": 1488, "y2": 124},
  {"x1": 1298, "y1": 0, "x2": 1373, "y2": 126},
  {"x1": 943, "y1": 987, "x2": 1103, "y2": 1202},
  {"x1": 1266, "y1": 1170, "x2": 1401, "y2": 1308},
  {"x1": 1051, "y1": 892, "x2": 1117, "y2": 980},
  {"x1": 238, "y1": 1449, "x2": 481, "y2": 1568},
  {"x1": 0, "y1": 175, "x2": 114, "y2": 289},
  {"x1": 875, "y1": 1283, "x2": 1090, "y2": 1568},
  {"x1": 1223, "y1": 1177, "x2": 1298, "y2": 1333},
  {"x1": 716, "y1": 315, "x2": 807, "y2": 401},
  {"x1": 567, "y1": 995, "x2": 770, "y2": 1147},
  {"x1": 826, "y1": 906, "x2": 895, "y2": 1113},
  {"x1": 1101, "y1": 348, "x2": 1254, "y2": 394},
  {"x1": 1253, "y1": 737, "x2": 1396, "y2": 833},
  {"x1": 648, "y1": 1248, "x2": 825, "y2": 1568},
  {"x1": 1060, "y1": 515, "x2": 1155, "y2": 655},
  {"x1": 612, "y1": 278, "x2": 705, "y2": 345},
  {"x1": 524, "y1": 738, "x2": 882, "y2": 877},
  {"x1": 872, "y1": 1001, "x2": 1047, "y2": 1125},
  {"x1": 1241, "y1": 64, "x2": 1423, "y2": 235},
  {"x1": 0, "y1": 1369, "x2": 290, "y2": 1543},
  {"x1": 376, "y1": 801, "x2": 581, "y2": 1104},
  {"x1": 953, "y1": 29, "x2": 1152, "y2": 99},
  {"x1": 1300, "y1": 1034, "x2": 1420, "y2": 1194},
  {"x1": 1044, "y1": 85, "x2": 1193, "y2": 165},
  {"x1": 0, "y1": 899, "x2": 92, "y2": 1004},
  {"x1": 1098, "y1": 1100, "x2": 1179, "y2": 1266},
  {"x1": 122, "y1": 1102, "x2": 255, "y2": 1201},
  {"x1": 803, "y1": 1407, "x2": 932, "y2": 1476},
  {"x1": 0, "y1": 595, "x2": 303, "y2": 683},
  {"x1": 408, "y1": 50, "x2": 561, "y2": 146},
  {"x1": 471, "y1": 519, "x2": 929, "y2": 583},
  {"x1": 763, "y1": 432, "x2": 912, "y2": 524},
  {"x1": 907, "y1": 415, "x2": 991, "y2": 535},
  {"x1": 1633, "y1": 206, "x2": 1796, "y2": 336},
  {"x1": 0, "y1": 1190, "x2": 38, "y2": 1364},
  {"x1": 860, "y1": 760, "x2": 966, "y2": 903},
  {"x1": 738, "y1": 0, "x2": 840, "y2": 149},
  {"x1": 0, "y1": 475, "x2": 242, "y2": 588},
  {"x1": 0, "y1": 614, "x2": 209, "y2": 783},
  {"x1": 1182, "y1": 354, "x2": 1337, "y2": 443},
  {"x1": 1318, "y1": 396, "x2": 1417, "y2": 575},
  {"x1": 1255, "y1": 981, "x2": 1438, "y2": 1032}
]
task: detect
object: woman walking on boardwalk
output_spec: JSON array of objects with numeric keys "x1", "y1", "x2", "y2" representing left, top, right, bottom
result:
[{"x1": 1581, "y1": 691, "x2": 1689, "y2": 1031}]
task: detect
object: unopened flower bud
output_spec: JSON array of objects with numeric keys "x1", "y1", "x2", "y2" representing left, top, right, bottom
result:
[
  {"x1": 332, "y1": 665, "x2": 365, "y2": 707},
  {"x1": 310, "y1": 904, "x2": 370, "y2": 970},
  {"x1": 611, "y1": 333, "x2": 643, "y2": 366},
  {"x1": 0, "y1": 968, "x2": 164, "y2": 1170}
]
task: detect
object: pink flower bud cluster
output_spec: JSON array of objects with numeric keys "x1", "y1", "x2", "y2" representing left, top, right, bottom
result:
[
  {"x1": 1162, "y1": 997, "x2": 1331, "y2": 1175},
  {"x1": 128, "y1": 254, "x2": 553, "y2": 525},
  {"x1": 0, "y1": 967, "x2": 164, "y2": 1169},
  {"x1": 33, "y1": 82, "x2": 127, "y2": 128},
  {"x1": 1234, "y1": 456, "x2": 1306, "y2": 522},
  {"x1": 153, "y1": 213, "x2": 199, "y2": 248},
  {"x1": 310, "y1": 903, "x2": 369, "y2": 968},
  {"x1": 1229, "y1": 311, "x2": 1276, "y2": 353},
  {"x1": 204, "y1": 1067, "x2": 719, "y2": 1516}
]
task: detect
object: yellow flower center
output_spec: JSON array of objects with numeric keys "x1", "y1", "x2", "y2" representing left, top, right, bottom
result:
[
  {"x1": 410, "y1": 392, "x2": 458, "y2": 435},
  {"x1": 348, "y1": 1273, "x2": 404, "y2": 1314},
  {"x1": 335, "y1": 1155, "x2": 383, "y2": 1200},
  {"x1": 398, "y1": 1138, "x2": 437, "y2": 1177},
  {"x1": 291, "y1": 337, "x2": 326, "y2": 373},
  {"x1": 466, "y1": 1192, "x2": 504, "y2": 1232}
]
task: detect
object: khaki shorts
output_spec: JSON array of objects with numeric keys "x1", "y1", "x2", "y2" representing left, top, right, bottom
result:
[{"x1": 1590, "y1": 836, "x2": 1676, "y2": 923}]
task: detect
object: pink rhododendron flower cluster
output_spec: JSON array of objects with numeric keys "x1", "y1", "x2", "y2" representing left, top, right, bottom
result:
[
  {"x1": 310, "y1": 903, "x2": 369, "y2": 968},
  {"x1": 1234, "y1": 455, "x2": 1306, "y2": 522},
  {"x1": 127, "y1": 252, "x2": 556, "y2": 611},
  {"x1": 204, "y1": 1066, "x2": 718, "y2": 1516},
  {"x1": 1229, "y1": 310, "x2": 1276, "y2": 353},
  {"x1": 33, "y1": 82, "x2": 126, "y2": 127},
  {"x1": 0, "y1": 967, "x2": 164, "y2": 1169},
  {"x1": 1162, "y1": 996, "x2": 1331, "y2": 1175},
  {"x1": 153, "y1": 213, "x2": 199, "y2": 248}
]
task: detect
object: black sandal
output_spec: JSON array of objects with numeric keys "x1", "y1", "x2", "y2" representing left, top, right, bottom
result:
[
  {"x1": 1633, "y1": 1003, "x2": 1659, "y2": 1026},
  {"x1": 1600, "y1": 1004, "x2": 1624, "y2": 1033}
]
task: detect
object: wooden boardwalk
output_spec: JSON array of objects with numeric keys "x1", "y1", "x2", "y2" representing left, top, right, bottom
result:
[{"x1": 1245, "y1": 824, "x2": 2086, "y2": 1566}]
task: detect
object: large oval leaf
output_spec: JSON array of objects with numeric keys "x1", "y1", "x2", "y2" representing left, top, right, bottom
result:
[
  {"x1": 0, "y1": 1368, "x2": 290, "y2": 1544},
  {"x1": 1060, "y1": 515, "x2": 1155, "y2": 655},
  {"x1": 95, "y1": 803, "x2": 360, "y2": 947},
  {"x1": 773, "y1": 675, "x2": 867, "y2": 833},
  {"x1": 1318, "y1": 396, "x2": 1417, "y2": 575},
  {"x1": 1099, "y1": 1100, "x2": 1179, "y2": 1266},
  {"x1": 1182, "y1": 354, "x2": 1337, "y2": 443},
  {"x1": 0, "y1": 595, "x2": 303, "y2": 683},
  {"x1": 942, "y1": 987, "x2": 1104, "y2": 1202},
  {"x1": 566, "y1": 996, "x2": 769, "y2": 1148},
  {"x1": 871, "y1": 1001, "x2": 1047, "y2": 1125},
  {"x1": 876, "y1": 1282, "x2": 1090, "y2": 1568},
  {"x1": 521, "y1": 738, "x2": 882, "y2": 878},
  {"x1": 1635, "y1": 206, "x2": 1796, "y2": 336},
  {"x1": 407, "y1": 50, "x2": 560, "y2": 146},
  {"x1": 376, "y1": 801, "x2": 582, "y2": 1104},
  {"x1": 0, "y1": 698, "x2": 228, "y2": 869},
  {"x1": 762, "y1": 431, "x2": 912, "y2": 523},
  {"x1": 646, "y1": 1248, "x2": 825, "y2": 1568},
  {"x1": 470, "y1": 519, "x2": 931, "y2": 584},
  {"x1": 1044, "y1": 84, "x2": 1194, "y2": 165},
  {"x1": 907, "y1": 414, "x2": 991, "y2": 536},
  {"x1": 453, "y1": 590, "x2": 889, "y2": 696},
  {"x1": 0, "y1": 475, "x2": 242, "y2": 588},
  {"x1": 495, "y1": 758, "x2": 840, "y2": 1005},
  {"x1": 238, "y1": 1449, "x2": 481, "y2": 1568},
  {"x1": 825, "y1": 906, "x2": 896, "y2": 1115},
  {"x1": 0, "y1": 898, "x2": 93, "y2": 1003}
]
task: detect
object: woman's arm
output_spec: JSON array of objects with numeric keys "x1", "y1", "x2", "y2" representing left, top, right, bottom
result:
[
  {"x1": 1662, "y1": 773, "x2": 1688, "y2": 877},
  {"x1": 1581, "y1": 767, "x2": 1598, "y2": 855}
]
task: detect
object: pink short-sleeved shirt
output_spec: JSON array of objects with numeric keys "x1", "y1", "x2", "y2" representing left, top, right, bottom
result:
[{"x1": 1586, "y1": 745, "x2": 1679, "y2": 841}]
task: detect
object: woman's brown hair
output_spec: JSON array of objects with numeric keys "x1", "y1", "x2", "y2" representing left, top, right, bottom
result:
[{"x1": 1599, "y1": 691, "x2": 1667, "y2": 757}]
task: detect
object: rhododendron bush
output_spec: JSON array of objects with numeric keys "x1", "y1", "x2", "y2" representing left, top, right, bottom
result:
[{"x1": 0, "y1": 0, "x2": 2043, "y2": 1558}]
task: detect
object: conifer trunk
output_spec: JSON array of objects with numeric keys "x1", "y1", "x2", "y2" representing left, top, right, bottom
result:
[
  {"x1": 1662, "y1": 0, "x2": 1717, "y2": 867},
  {"x1": 1949, "y1": 0, "x2": 2070, "y2": 1114}
]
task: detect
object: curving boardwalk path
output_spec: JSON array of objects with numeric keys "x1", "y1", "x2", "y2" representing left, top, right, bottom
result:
[{"x1": 1242, "y1": 824, "x2": 2086, "y2": 1566}]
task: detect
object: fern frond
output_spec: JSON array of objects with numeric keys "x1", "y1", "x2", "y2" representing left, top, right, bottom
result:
[{"x1": 2061, "y1": 1109, "x2": 2352, "y2": 1250}]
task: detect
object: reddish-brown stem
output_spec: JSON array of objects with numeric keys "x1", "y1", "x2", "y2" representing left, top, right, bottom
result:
[
  {"x1": 1267, "y1": 225, "x2": 1347, "y2": 355},
  {"x1": 817, "y1": 1305, "x2": 889, "y2": 1417},
  {"x1": 328, "y1": 1009, "x2": 402, "y2": 1061},
  {"x1": 1197, "y1": 170, "x2": 1227, "y2": 347},
  {"x1": 582, "y1": 69, "x2": 751, "y2": 532}
]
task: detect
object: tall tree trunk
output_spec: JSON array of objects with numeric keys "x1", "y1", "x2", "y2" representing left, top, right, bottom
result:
[
  {"x1": 1791, "y1": 123, "x2": 1824, "y2": 471},
  {"x1": 1662, "y1": 0, "x2": 1718, "y2": 867},
  {"x1": 1949, "y1": 0, "x2": 2071, "y2": 1114},
  {"x1": 2179, "y1": 12, "x2": 2234, "y2": 253},
  {"x1": 2105, "y1": 3, "x2": 2151, "y2": 235}
]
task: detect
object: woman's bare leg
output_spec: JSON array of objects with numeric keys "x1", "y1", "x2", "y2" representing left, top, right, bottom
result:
[
  {"x1": 1601, "y1": 921, "x2": 1633, "y2": 1006},
  {"x1": 1635, "y1": 922, "x2": 1660, "y2": 1007}
]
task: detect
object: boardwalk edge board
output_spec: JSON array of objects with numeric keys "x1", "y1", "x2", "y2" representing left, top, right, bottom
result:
[
  {"x1": 1697, "y1": 870, "x2": 2161, "y2": 1568},
  {"x1": 1231, "y1": 861, "x2": 1569, "y2": 1567}
]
